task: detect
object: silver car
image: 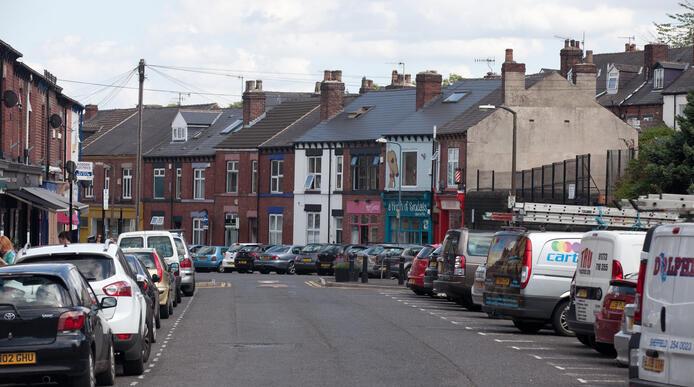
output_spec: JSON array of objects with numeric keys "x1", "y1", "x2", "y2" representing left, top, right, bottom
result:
[
  {"x1": 255, "y1": 245, "x2": 304, "y2": 275},
  {"x1": 172, "y1": 235, "x2": 196, "y2": 296}
]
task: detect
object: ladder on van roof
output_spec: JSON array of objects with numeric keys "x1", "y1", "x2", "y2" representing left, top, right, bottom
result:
[{"x1": 632, "y1": 194, "x2": 694, "y2": 219}]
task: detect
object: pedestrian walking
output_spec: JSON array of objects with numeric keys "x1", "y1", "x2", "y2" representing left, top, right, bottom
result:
[
  {"x1": 0, "y1": 236, "x2": 17, "y2": 265},
  {"x1": 58, "y1": 231, "x2": 71, "y2": 245}
]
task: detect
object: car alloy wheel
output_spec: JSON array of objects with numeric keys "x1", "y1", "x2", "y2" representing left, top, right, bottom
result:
[
  {"x1": 96, "y1": 342, "x2": 116, "y2": 386},
  {"x1": 287, "y1": 262, "x2": 296, "y2": 275},
  {"x1": 142, "y1": 322, "x2": 152, "y2": 363}
]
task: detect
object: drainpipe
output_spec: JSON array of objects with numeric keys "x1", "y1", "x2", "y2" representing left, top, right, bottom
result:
[
  {"x1": 24, "y1": 75, "x2": 31, "y2": 164},
  {"x1": 45, "y1": 85, "x2": 50, "y2": 181},
  {"x1": 0, "y1": 50, "x2": 5, "y2": 160},
  {"x1": 327, "y1": 144, "x2": 332, "y2": 243},
  {"x1": 63, "y1": 105, "x2": 68, "y2": 180}
]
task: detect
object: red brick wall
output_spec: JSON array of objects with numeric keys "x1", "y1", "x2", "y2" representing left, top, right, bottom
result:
[
  {"x1": 608, "y1": 104, "x2": 663, "y2": 129},
  {"x1": 80, "y1": 156, "x2": 138, "y2": 206},
  {"x1": 257, "y1": 150, "x2": 295, "y2": 244},
  {"x1": 416, "y1": 72, "x2": 442, "y2": 110},
  {"x1": 437, "y1": 136, "x2": 466, "y2": 191}
]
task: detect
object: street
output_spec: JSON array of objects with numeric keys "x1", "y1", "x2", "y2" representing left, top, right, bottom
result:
[{"x1": 114, "y1": 273, "x2": 627, "y2": 387}]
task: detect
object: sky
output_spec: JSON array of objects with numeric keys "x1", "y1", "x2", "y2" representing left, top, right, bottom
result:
[{"x1": 2, "y1": 0, "x2": 682, "y2": 109}]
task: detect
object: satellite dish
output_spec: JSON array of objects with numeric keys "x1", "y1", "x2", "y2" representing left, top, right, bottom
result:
[
  {"x1": 2, "y1": 90, "x2": 18, "y2": 108},
  {"x1": 49, "y1": 113, "x2": 63, "y2": 129},
  {"x1": 65, "y1": 160, "x2": 77, "y2": 174}
]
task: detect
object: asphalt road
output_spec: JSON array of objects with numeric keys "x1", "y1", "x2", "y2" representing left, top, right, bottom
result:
[{"x1": 112, "y1": 272, "x2": 628, "y2": 387}]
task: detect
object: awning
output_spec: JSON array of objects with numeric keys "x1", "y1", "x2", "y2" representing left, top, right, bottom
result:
[{"x1": 4, "y1": 187, "x2": 88, "y2": 213}]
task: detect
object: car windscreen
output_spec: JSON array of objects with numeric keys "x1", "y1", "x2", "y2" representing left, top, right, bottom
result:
[
  {"x1": 19, "y1": 255, "x2": 115, "y2": 281},
  {"x1": 227, "y1": 245, "x2": 243, "y2": 253},
  {"x1": 346, "y1": 246, "x2": 366, "y2": 254},
  {"x1": 416, "y1": 246, "x2": 436, "y2": 258},
  {"x1": 240, "y1": 245, "x2": 260, "y2": 252},
  {"x1": 125, "y1": 255, "x2": 146, "y2": 276},
  {"x1": 148, "y1": 236, "x2": 174, "y2": 259},
  {"x1": 196, "y1": 246, "x2": 217, "y2": 256},
  {"x1": 0, "y1": 275, "x2": 72, "y2": 308},
  {"x1": 266, "y1": 245, "x2": 289, "y2": 253},
  {"x1": 129, "y1": 252, "x2": 156, "y2": 270},
  {"x1": 364, "y1": 246, "x2": 384, "y2": 255},
  {"x1": 320, "y1": 245, "x2": 341, "y2": 254},
  {"x1": 120, "y1": 236, "x2": 144, "y2": 249},
  {"x1": 301, "y1": 244, "x2": 323, "y2": 253},
  {"x1": 468, "y1": 235, "x2": 493, "y2": 257}
]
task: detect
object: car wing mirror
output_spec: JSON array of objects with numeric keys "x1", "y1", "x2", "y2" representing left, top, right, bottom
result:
[
  {"x1": 151, "y1": 274, "x2": 160, "y2": 283},
  {"x1": 169, "y1": 263, "x2": 180, "y2": 274},
  {"x1": 100, "y1": 296, "x2": 118, "y2": 309}
]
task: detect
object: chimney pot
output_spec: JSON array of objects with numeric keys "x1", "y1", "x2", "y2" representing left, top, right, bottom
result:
[
  {"x1": 630, "y1": 43, "x2": 636, "y2": 52},
  {"x1": 84, "y1": 104, "x2": 98, "y2": 121},
  {"x1": 570, "y1": 39, "x2": 575, "y2": 48},
  {"x1": 245, "y1": 80, "x2": 256, "y2": 92},
  {"x1": 565, "y1": 39, "x2": 570, "y2": 48},
  {"x1": 314, "y1": 82, "x2": 321, "y2": 94},
  {"x1": 505, "y1": 48, "x2": 514, "y2": 63},
  {"x1": 625, "y1": 43, "x2": 630, "y2": 52},
  {"x1": 331, "y1": 70, "x2": 342, "y2": 82},
  {"x1": 242, "y1": 80, "x2": 266, "y2": 125},
  {"x1": 255, "y1": 80, "x2": 263, "y2": 91},
  {"x1": 323, "y1": 70, "x2": 332, "y2": 81},
  {"x1": 585, "y1": 50, "x2": 593, "y2": 64},
  {"x1": 404, "y1": 74, "x2": 412, "y2": 84}
]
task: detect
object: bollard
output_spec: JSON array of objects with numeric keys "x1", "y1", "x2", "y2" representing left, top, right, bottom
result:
[
  {"x1": 348, "y1": 255, "x2": 355, "y2": 282},
  {"x1": 361, "y1": 255, "x2": 368, "y2": 283},
  {"x1": 398, "y1": 256, "x2": 405, "y2": 285}
]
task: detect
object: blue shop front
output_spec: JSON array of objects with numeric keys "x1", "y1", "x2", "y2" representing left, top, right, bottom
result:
[{"x1": 382, "y1": 192, "x2": 432, "y2": 244}]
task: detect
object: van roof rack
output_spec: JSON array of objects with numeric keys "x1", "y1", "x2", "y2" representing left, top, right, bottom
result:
[{"x1": 633, "y1": 193, "x2": 694, "y2": 220}]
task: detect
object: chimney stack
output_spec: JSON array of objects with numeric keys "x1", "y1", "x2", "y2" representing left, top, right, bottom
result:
[
  {"x1": 84, "y1": 104, "x2": 98, "y2": 121},
  {"x1": 644, "y1": 43, "x2": 669, "y2": 79},
  {"x1": 387, "y1": 70, "x2": 413, "y2": 89},
  {"x1": 415, "y1": 70, "x2": 442, "y2": 110},
  {"x1": 560, "y1": 38, "x2": 583, "y2": 78},
  {"x1": 572, "y1": 49, "x2": 597, "y2": 97},
  {"x1": 501, "y1": 48, "x2": 526, "y2": 105},
  {"x1": 359, "y1": 77, "x2": 375, "y2": 94},
  {"x1": 242, "y1": 79, "x2": 266, "y2": 125},
  {"x1": 320, "y1": 69, "x2": 345, "y2": 121}
]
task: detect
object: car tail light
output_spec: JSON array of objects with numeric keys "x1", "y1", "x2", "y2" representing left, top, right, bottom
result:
[
  {"x1": 152, "y1": 252, "x2": 164, "y2": 282},
  {"x1": 520, "y1": 238, "x2": 533, "y2": 289},
  {"x1": 211, "y1": 256, "x2": 217, "y2": 261},
  {"x1": 58, "y1": 311, "x2": 85, "y2": 332},
  {"x1": 115, "y1": 334, "x2": 132, "y2": 341},
  {"x1": 634, "y1": 258, "x2": 647, "y2": 325},
  {"x1": 612, "y1": 260, "x2": 623, "y2": 280},
  {"x1": 272, "y1": 255, "x2": 279, "y2": 260},
  {"x1": 454, "y1": 255, "x2": 466, "y2": 276},
  {"x1": 180, "y1": 258, "x2": 192, "y2": 268},
  {"x1": 103, "y1": 281, "x2": 132, "y2": 297},
  {"x1": 251, "y1": 252, "x2": 259, "y2": 258}
]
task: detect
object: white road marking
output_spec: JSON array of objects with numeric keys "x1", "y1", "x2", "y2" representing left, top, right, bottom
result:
[
  {"x1": 477, "y1": 332, "x2": 507, "y2": 336},
  {"x1": 510, "y1": 346, "x2": 553, "y2": 350},
  {"x1": 531, "y1": 355, "x2": 582, "y2": 360},
  {"x1": 130, "y1": 382, "x2": 138, "y2": 386},
  {"x1": 494, "y1": 339, "x2": 534, "y2": 343},
  {"x1": 577, "y1": 378, "x2": 626, "y2": 384}
]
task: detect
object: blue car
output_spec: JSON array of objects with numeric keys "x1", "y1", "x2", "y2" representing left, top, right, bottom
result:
[{"x1": 192, "y1": 246, "x2": 228, "y2": 272}]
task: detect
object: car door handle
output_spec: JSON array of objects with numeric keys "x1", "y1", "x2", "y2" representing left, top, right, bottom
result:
[{"x1": 660, "y1": 306, "x2": 666, "y2": 332}]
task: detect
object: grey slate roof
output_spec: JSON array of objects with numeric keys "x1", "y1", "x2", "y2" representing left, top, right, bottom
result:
[
  {"x1": 438, "y1": 88, "x2": 502, "y2": 135},
  {"x1": 663, "y1": 67, "x2": 694, "y2": 95},
  {"x1": 82, "y1": 108, "x2": 138, "y2": 146},
  {"x1": 217, "y1": 97, "x2": 323, "y2": 149},
  {"x1": 145, "y1": 108, "x2": 241, "y2": 158},
  {"x1": 180, "y1": 111, "x2": 221, "y2": 126}
]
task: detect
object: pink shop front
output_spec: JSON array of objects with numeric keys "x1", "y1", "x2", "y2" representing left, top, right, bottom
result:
[{"x1": 345, "y1": 199, "x2": 383, "y2": 244}]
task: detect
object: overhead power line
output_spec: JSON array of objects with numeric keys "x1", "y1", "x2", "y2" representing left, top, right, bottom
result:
[
  {"x1": 58, "y1": 78, "x2": 242, "y2": 97},
  {"x1": 148, "y1": 63, "x2": 392, "y2": 80}
]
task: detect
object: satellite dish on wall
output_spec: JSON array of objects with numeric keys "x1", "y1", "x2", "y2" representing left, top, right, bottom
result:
[
  {"x1": 2, "y1": 90, "x2": 18, "y2": 108},
  {"x1": 49, "y1": 113, "x2": 63, "y2": 128}
]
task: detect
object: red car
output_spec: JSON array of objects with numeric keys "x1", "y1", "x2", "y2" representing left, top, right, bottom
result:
[
  {"x1": 593, "y1": 278, "x2": 636, "y2": 353},
  {"x1": 407, "y1": 245, "x2": 441, "y2": 296}
]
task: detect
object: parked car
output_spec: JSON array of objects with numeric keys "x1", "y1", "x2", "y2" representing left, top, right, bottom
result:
[
  {"x1": 294, "y1": 244, "x2": 324, "y2": 275},
  {"x1": 615, "y1": 303, "x2": 637, "y2": 367},
  {"x1": 124, "y1": 254, "x2": 161, "y2": 332},
  {"x1": 316, "y1": 244, "x2": 368, "y2": 276},
  {"x1": 384, "y1": 245, "x2": 426, "y2": 279},
  {"x1": 357, "y1": 244, "x2": 406, "y2": 277},
  {"x1": 483, "y1": 231, "x2": 583, "y2": 336},
  {"x1": 631, "y1": 223, "x2": 693, "y2": 387},
  {"x1": 233, "y1": 244, "x2": 264, "y2": 273},
  {"x1": 255, "y1": 245, "x2": 304, "y2": 274},
  {"x1": 407, "y1": 245, "x2": 441, "y2": 295},
  {"x1": 471, "y1": 264, "x2": 487, "y2": 307},
  {"x1": 221, "y1": 243, "x2": 262, "y2": 273},
  {"x1": 424, "y1": 255, "x2": 440, "y2": 297},
  {"x1": 123, "y1": 248, "x2": 175, "y2": 319},
  {"x1": 0, "y1": 263, "x2": 117, "y2": 386},
  {"x1": 192, "y1": 246, "x2": 228, "y2": 272},
  {"x1": 117, "y1": 231, "x2": 185, "y2": 300},
  {"x1": 593, "y1": 277, "x2": 637, "y2": 356},
  {"x1": 567, "y1": 230, "x2": 645, "y2": 351},
  {"x1": 188, "y1": 245, "x2": 203, "y2": 255},
  {"x1": 17, "y1": 242, "x2": 152, "y2": 375},
  {"x1": 434, "y1": 230, "x2": 494, "y2": 310},
  {"x1": 172, "y1": 235, "x2": 195, "y2": 296}
]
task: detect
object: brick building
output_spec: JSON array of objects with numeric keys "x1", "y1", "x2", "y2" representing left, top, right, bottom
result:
[{"x1": 0, "y1": 38, "x2": 84, "y2": 246}]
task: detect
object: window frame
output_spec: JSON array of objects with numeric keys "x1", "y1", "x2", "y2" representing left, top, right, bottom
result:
[
  {"x1": 270, "y1": 160, "x2": 284, "y2": 193},
  {"x1": 447, "y1": 147, "x2": 459, "y2": 188},
  {"x1": 251, "y1": 160, "x2": 258, "y2": 194},
  {"x1": 335, "y1": 155, "x2": 343, "y2": 191},
  {"x1": 226, "y1": 161, "x2": 239, "y2": 193},
  {"x1": 334, "y1": 216, "x2": 343, "y2": 244},
  {"x1": 122, "y1": 168, "x2": 132, "y2": 199},
  {"x1": 192, "y1": 217, "x2": 204, "y2": 245},
  {"x1": 351, "y1": 155, "x2": 379, "y2": 191},
  {"x1": 306, "y1": 156, "x2": 322, "y2": 190},
  {"x1": 268, "y1": 214, "x2": 283, "y2": 245},
  {"x1": 84, "y1": 183, "x2": 94, "y2": 198},
  {"x1": 401, "y1": 151, "x2": 418, "y2": 187},
  {"x1": 306, "y1": 212, "x2": 320, "y2": 243},
  {"x1": 193, "y1": 168, "x2": 205, "y2": 200},
  {"x1": 653, "y1": 68, "x2": 664, "y2": 89},
  {"x1": 153, "y1": 168, "x2": 165, "y2": 199},
  {"x1": 175, "y1": 167, "x2": 182, "y2": 200}
]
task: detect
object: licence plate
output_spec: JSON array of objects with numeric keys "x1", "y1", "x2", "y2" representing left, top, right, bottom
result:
[
  {"x1": 495, "y1": 277, "x2": 510, "y2": 287},
  {"x1": 302, "y1": 258, "x2": 312, "y2": 263},
  {"x1": 237, "y1": 260, "x2": 247, "y2": 265},
  {"x1": 320, "y1": 264, "x2": 330, "y2": 268},
  {"x1": 408, "y1": 279, "x2": 415, "y2": 285},
  {"x1": 0, "y1": 352, "x2": 36, "y2": 365},
  {"x1": 577, "y1": 289, "x2": 588, "y2": 298},
  {"x1": 643, "y1": 355, "x2": 664, "y2": 373},
  {"x1": 609, "y1": 300, "x2": 625, "y2": 310}
]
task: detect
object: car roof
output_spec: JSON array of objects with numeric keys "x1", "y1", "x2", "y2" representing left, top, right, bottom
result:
[
  {"x1": 119, "y1": 231, "x2": 173, "y2": 237},
  {"x1": 121, "y1": 248, "x2": 157, "y2": 254},
  {"x1": 0, "y1": 262, "x2": 76, "y2": 278},
  {"x1": 19, "y1": 242, "x2": 120, "y2": 260}
]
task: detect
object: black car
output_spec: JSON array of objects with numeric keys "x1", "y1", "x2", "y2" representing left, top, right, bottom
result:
[
  {"x1": 383, "y1": 245, "x2": 426, "y2": 279},
  {"x1": 125, "y1": 255, "x2": 161, "y2": 331},
  {"x1": 0, "y1": 263, "x2": 117, "y2": 386},
  {"x1": 316, "y1": 244, "x2": 369, "y2": 275},
  {"x1": 234, "y1": 245, "x2": 263, "y2": 273}
]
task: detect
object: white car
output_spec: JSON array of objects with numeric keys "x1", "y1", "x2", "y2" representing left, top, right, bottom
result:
[
  {"x1": 567, "y1": 230, "x2": 645, "y2": 353},
  {"x1": 631, "y1": 223, "x2": 694, "y2": 387},
  {"x1": 17, "y1": 242, "x2": 152, "y2": 375}
]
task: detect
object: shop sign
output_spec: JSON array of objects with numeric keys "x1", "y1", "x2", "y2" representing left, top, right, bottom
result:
[
  {"x1": 346, "y1": 200, "x2": 381, "y2": 214},
  {"x1": 386, "y1": 200, "x2": 428, "y2": 217}
]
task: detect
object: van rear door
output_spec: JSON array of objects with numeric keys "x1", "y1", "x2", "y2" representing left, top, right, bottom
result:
[
  {"x1": 484, "y1": 233, "x2": 525, "y2": 308},
  {"x1": 575, "y1": 235, "x2": 612, "y2": 324}
]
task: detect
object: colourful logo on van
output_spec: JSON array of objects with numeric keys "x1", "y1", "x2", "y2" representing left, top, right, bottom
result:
[
  {"x1": 546, "y1": 240, "x2": 580, "y2": 264},
  {"x1": 551, "y1": 241, "x2": 581, "y2": 253},
  {"x1": 653, "y1": 253, "x2": 694, "y2": 282}
]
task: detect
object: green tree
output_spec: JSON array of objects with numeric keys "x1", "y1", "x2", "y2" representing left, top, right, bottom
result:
[
  {"x1": 615, "y1": 92, "x2": 694, "y2": 198},
  {"x1": 442, "y1": 73, "x2": 464, "y2": 87},
  {"x1": 654, "y1": 1, "x2": 694, "y2": 47},
  {"x1": 228, "y1": 101, "x2": 243, "y2": 109}
]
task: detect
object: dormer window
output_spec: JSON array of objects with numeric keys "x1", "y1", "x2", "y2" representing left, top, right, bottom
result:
[
  {"x1": 606, "y1": 68, "x2": 619, "y2": 95},
  {"x1": 172, "y1": 125, "x2": 187, "y2": 142},
  {"x1": 653, "y1": 68, "x2": 664, "y2": 89}
]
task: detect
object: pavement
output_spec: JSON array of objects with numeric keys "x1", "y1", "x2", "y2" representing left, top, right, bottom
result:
[{"x1": 103, "y1": 271, "x2": 627, "y2": 387}]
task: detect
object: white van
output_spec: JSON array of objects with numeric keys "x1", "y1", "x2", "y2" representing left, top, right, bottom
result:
[
  {"x1": 483, "y1": 230, "x2": 584, "y2": 336},
  {"x1": 567, "y1": 231, "x2": 645, "y2": 350},
  {"x1": 631, "y1": 223, "x2": 694, "y2": 387}
]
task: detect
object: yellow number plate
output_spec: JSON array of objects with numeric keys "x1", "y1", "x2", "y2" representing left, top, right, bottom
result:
[
  {"x1": 302, "y1": 258, "x2": 312, "y2": 263},
  {"x1": 609, "y1": 300, "x2": 625, "y2": 311},
  {"x1": 643, "y1": 356, "x2": 664, "y2": 373},
  {"x1": 577, "y1": 289, "x2": 588, "y2": 298},
  {"x1": 495, "y1": 277, "x2": 510, "y2": 287},
  {"x1": 0, "y1": 352, "x2": 36, "y2": 365}
]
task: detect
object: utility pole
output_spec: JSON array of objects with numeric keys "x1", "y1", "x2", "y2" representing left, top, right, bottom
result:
[{"x1": 135, "y1": 59, "x2": 145, "y2": 231}]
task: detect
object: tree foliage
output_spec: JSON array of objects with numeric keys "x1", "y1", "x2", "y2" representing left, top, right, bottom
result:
[
  {"x1": 228, "y1": 101, "x2": 243, "y2": 109},
  {"x1": 654, "y1": 1, "x2": 694, "y2": 47},
  {"x1": 615, "y1": 92, "x2": 694, "y2": 198},
  {"x1": 442, "y1": 73, "x2": 464, "y2": 87}
]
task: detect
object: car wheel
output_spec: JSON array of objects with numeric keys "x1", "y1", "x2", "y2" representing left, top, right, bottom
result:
[
  {"x1": 143, "y1": 321, "x2": 153, "y2": 363},
  {"x1": 552, "y1": 299, "x2": 574, "y2": 337},
  {"x1": 576, "y1": 334, "x2": 592, "y2": 347},
  {"x1": 168, "y1": 298, "x2": 174, "y2": 315},
  {"x1": 260, "y1": 269, "x2": 270, "y2": 274},
  {"x1": 512, "y1": 319, "x2": 544, "y2": 334},
  {"x1": 176, "y1": 287, "x2": 182, "y2": 304},
  {"x1": 183, "y1": 285, "x2": 195, "y2": 297},
  {"x1": 287, "y1": 262, "x2": 296, "y2": 275},
  {"x1": 413, "y1": 289, "x2": 426, "y2": 296},
  {"x1": 122, "y1": 353, "x2": 144, "y2": 376},
  {"x1": 70, "y1": 350, "x2": 95, "y2": 387},
  {"x1": 593, "y1": 341, "x2": 617, "y2": 357},
  {"x1": 160, "y1": 301, "x2": 170, "y2": 319},
  {"x1": 151, "y1": 316, "x2": 157, "y2": 343},
  {"x1": 155, "y1": 309, "x2": 161, "y2": 330},
  {"x1": 95, "y1": 342, "x2": 115, "y2": 386},
  {"x1": 218, "y1": 265, "x2": 225, "y2": 273}
]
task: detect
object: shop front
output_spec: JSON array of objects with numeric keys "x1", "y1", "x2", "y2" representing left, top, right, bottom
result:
[
  {"x1": 382, "y1": 192, "x2": 432, "y2": 244},
  {"x1": 345, "y1": 199, "x2": 382, "y2": 244},
  {"x1": 434, "y1": 192, "x2": 465, "y2": 242}
]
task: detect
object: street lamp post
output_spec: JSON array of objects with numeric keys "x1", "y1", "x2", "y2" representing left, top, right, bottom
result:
[
  {"x1": 376, "y1": 137, "x2": 402, "y2": 244},
  {"x1": 479, "y1": 104, "x2": 517, "y2": 206}
]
